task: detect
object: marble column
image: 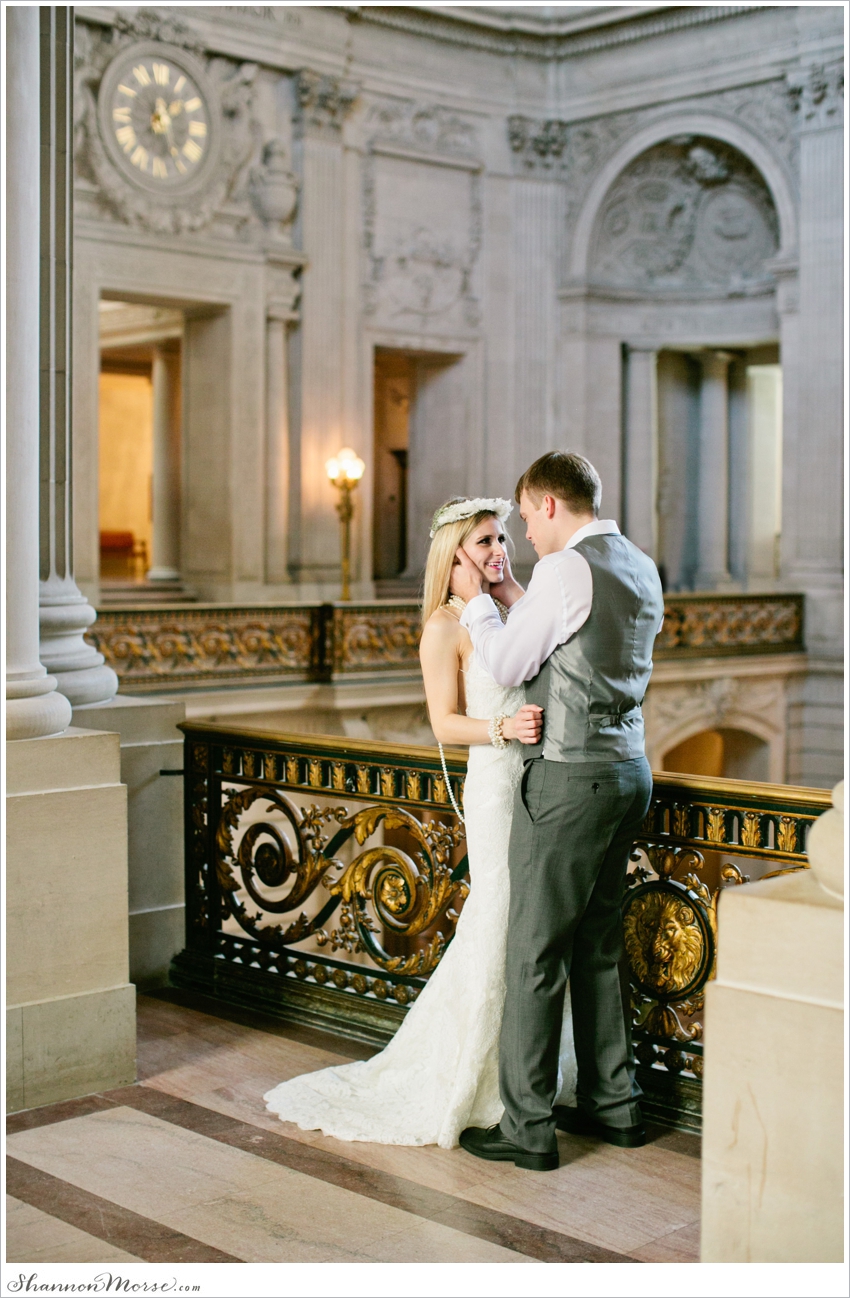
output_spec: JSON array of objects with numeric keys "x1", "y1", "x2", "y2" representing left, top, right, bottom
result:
[
  {"x1": 265, "y1": 310, "x2": 291, "y2": 584},
  {"x1": 37, "y1": 7, "x2": 117, "y2": 707},
  {"x1": 6, "y1": 7, "x2": 72, "y2": 740},
  {"x1": 147, "y1": 345, "x2": 181, "y2": 582},
  {"x1": 622, "y1": 345, "x2": 658, "y2": 557},
  {"x1": 695, "y1": 351, "x2": 733, "y2": 589}
]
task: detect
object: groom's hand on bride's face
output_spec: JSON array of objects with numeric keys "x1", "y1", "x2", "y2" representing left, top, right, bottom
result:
[
  {"x1": 450, "y1": 547, "x2": 485, "y2": 603},
  {"x1": 486, "y1": 552, "x2": 524, "y2": 607}
]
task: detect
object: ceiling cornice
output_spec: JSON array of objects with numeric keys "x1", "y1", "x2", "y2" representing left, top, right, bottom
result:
[{"x1": 341, "y1": 5, "x2": 761, "y2": 59}]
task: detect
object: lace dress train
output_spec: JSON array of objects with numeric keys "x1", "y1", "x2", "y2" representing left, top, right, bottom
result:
[{"x1": 263, "y1": 659, "x2": 577, "y2": 1148}]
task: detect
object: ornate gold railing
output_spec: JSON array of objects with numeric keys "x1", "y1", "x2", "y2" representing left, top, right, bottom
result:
[
  {"x1": 89, "y1": 592, "x2": 804, "y2": 691},
  {"x1": 171, "y1": 722, "x2": 828, "y2": 1130}
]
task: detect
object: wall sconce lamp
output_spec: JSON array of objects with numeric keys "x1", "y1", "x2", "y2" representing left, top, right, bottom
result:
[{"x1": 325, "y1": 446, "x2": 365, "y2": 601}]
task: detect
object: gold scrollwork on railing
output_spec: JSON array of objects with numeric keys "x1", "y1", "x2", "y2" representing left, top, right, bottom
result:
[
  {"x1": 214, "y1": 779, "x2": 467, "y2": 979},
  {"x1": 325, "y1": 806, "x2": 466, "y2": 976}
]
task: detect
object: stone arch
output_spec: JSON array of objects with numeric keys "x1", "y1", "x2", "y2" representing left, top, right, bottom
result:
[
  {"x1": 570, "y1": 112, "x2": 798, "y2": 282},
  {"x1": 650, "y1": 712, "x2": 783, "y2": 784}
]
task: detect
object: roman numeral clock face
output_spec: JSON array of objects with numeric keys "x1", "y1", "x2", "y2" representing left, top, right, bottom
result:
[{"x1": 99, "y1": 46, "x2": 216, "y2": 194}]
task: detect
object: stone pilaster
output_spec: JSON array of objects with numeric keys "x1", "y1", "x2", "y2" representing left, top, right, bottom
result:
[
  {"x1": 6, "y1": 7, "x2": 72, "y2": 739},
  {"x1": 622, "y1": 345, "x2": 658, "y2": 557},
  {"x1": 37, "y1": 6, "x2": 117, "y2": 707},
  {"x1": 148, "y1": 344, "x2": 182, "y2": 582},
  {"x1": 264, "y1": 257, "x2": 302, "y2": 585},
  {"x1": 289, "y1": 71, "x2": 358, "y2": 585},
  {"x1": 783, "y1": 62, "x2": 844, "y2": 651},
  {"x1": 696, "y1": 351, "x2": 734, "y2": 589}
]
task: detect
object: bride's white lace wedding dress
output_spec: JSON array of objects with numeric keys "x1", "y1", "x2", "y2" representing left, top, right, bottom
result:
[{"x1": 264, "y1": 655, "x2": 577, "y2": 1148}]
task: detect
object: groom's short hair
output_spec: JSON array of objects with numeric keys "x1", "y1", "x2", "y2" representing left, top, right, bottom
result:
[{"x1": 515, "y1": 451, "x2": 602, "y2": 515}]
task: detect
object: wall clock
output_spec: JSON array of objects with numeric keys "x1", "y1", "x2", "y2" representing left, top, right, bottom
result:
[{"x1": 98, "y1": 42, "x2": 218, "y2": 195}]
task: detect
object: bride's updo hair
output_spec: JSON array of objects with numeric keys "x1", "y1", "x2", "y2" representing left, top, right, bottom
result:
[{"x1": 421, "y1": 499, "x2": 504, "y2": 628}]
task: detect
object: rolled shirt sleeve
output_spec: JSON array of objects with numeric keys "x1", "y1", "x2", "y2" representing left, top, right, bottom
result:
[{"x1": 460, "y1": 549, "x2": 593, "y2": 687}]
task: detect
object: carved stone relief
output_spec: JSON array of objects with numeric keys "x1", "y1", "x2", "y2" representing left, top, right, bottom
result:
[
  {"x1": 249, "y1": 139, "x2": 299, "y2": 244},
  {"x1": 505, "y1": 79, "x2": 798, "y2": 266},
  {"x1": 787, "y1": 61, "x2": 844, "y2": 131},
  {"x1": 651, "y1": 675, "x2": 783, "y2": 732},
  {"x1": 507, "y1": 116, "x2": 570, "y2": 172},
  {"x1": 363, "y1": 98, "x2": 482, "y2": 330},
  {"x1": 74, "y1": 11, "x2": 272, "y2": 239},
  {"x1": 295, "y1": 70, "x2": 358, "y2": 136},
  {"x1": 365, "y1": 99, "x2": 481, "y2": 159},
  {"x1": 590, "y1": 137, "x2": 779, "y2": 292}
]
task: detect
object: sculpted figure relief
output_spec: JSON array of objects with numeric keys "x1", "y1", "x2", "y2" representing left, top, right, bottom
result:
[{"x1": 590, "y1": 135, "x2": 779, "y2": 292}]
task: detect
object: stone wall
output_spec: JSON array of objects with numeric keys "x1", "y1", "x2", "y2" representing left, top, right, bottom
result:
[{"x1": 72, "y1": 4, "x2": 843, "y2": 782}]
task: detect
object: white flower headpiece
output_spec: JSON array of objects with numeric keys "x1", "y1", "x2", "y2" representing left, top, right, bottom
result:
[{"x1": 429, "y1": 497, "x2": 513, "y2": 539}]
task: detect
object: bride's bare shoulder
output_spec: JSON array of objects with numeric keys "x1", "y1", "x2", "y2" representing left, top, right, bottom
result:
[{"x1": 420, "y1": 606, "x2": 465, "y2": 654}]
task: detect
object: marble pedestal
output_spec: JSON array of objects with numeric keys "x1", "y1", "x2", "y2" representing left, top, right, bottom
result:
[
  {"x1": 6, "y1": 729, "x2": 136, "y2": 1112},
  {"x1": 701, "y1": 868, "x2": 844, "y2": 1261},
  {"x1": 72, "y1": 695, "x2": 186, "y2": 988}
]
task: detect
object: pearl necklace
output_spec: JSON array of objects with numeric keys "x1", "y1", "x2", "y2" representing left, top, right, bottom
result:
[{"x1": 445, "y1": 594, "x2": 509, "y2": 625}]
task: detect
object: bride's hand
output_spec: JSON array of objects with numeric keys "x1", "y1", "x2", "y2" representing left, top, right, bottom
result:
[
  {"x1": 487, "y1": 552, "x2": 524, "y2": 608},
  {"x1": 502, "y1": 705, "x2": 543, "y2": 745}
]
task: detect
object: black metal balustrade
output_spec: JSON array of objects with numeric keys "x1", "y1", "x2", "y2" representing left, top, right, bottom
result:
[{"x1": 171, "y1": 722, "x2": 828, "y2": 1132}]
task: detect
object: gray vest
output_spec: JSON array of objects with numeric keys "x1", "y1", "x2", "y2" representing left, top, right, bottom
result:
[{"x1": 525, "y1": 533, "x2": 664, "y2": 763}]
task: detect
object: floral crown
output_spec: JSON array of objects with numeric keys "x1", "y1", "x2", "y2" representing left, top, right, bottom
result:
[{"x1": 429, "y1": 497, "x2": 513, "y2": 539}]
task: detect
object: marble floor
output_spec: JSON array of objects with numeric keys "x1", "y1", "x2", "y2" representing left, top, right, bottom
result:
[{"x1": 6, "y1": 991, "x2": 702, "y2": 1264}]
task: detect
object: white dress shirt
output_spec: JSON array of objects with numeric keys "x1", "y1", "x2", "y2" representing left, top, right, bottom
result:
[{"x1": 460, "y1": 519, "x2": 621, "y2": 688}]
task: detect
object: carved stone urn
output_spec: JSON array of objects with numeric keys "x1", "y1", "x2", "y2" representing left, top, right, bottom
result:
[
  {"x1": 807, "y1": 780, "x2": 844, "y2": 901},
  {"x1": 250, "y1": 139, "x2": 299, "y2": 241}
]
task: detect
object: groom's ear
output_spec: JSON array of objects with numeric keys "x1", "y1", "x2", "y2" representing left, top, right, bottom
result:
[{"x1": 544, "y1": 493, "x2": 558, "y2": 519}]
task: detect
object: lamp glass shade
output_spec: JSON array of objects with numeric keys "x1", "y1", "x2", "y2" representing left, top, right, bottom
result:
[{"x1": 326, "y1": 447, "x2": 365, "y2": 485}]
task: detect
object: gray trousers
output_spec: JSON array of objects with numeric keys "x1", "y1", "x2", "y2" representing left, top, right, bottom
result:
[{"x1": 499, "y1": 755, "x2": 652, "y2": 1152}]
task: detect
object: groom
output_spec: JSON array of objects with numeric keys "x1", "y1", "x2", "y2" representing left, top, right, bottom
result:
[{"x1": 450, "y1": 451, "x2": 664, "y2": 1172}]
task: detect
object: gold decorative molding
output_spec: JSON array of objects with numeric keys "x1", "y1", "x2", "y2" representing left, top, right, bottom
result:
[
  {"x1": 86, "y1": 605, "x2": 320, "y2": 690},
  {"x1": 655, "y1": 594, "x2": 803, "y2": 658},
  {"x1": 331, "y1": 602, "x2": 420, "y2": 674},
  {"x1": 88, "y1": 593, "x2": 804, "y2": 691}
]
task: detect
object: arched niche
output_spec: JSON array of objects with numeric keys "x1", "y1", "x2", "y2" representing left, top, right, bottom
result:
[
  {"x1": 588, "y1": 136, "x2": 779, "y2": 296},
  {"x1": 662, "y1": 725, "x2": 770, "y2": 783},
  {"x1": 569, "y1": 113, "x2": 798, "y2": 283}
]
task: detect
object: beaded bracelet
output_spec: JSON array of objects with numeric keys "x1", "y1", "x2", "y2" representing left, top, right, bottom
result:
[{"x1": 489, "y1": 713, "x2": 509, "y2": 749}]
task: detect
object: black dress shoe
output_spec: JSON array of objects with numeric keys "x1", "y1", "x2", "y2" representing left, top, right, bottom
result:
[
  {"x1": 459, "y1": 1124, "x2": 559, "y2": 1171},
  {"x1": 554, "y1": 1105, "x2": 646, "y2": 1148}
]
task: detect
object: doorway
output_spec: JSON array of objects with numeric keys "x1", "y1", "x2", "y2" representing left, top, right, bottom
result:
[
  {"x1": 98, "y1": 299, "x2": 184, "y2": 600},
  {"x1": 373, "y1": 350, "x2": 411, "y2": 588},
  {"x1": 372, "y1": 346, "x2": 467, "y2": 595}
]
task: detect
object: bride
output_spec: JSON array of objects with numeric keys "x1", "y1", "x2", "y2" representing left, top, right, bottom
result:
[{"x1": 264, "y1": 496, "x2": 576, "y2": 1148}]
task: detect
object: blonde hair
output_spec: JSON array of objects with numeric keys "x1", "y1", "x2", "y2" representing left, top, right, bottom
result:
[{"x1": 421, "y1": 501, "x2": 506, "y2": 627}]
